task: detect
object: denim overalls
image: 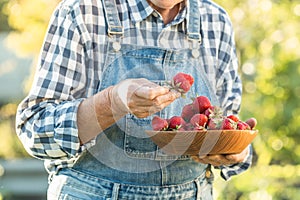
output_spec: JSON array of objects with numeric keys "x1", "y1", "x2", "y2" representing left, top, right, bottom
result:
[{"x1": 48, "y1": 0, "x2": 220, "y2": 199}]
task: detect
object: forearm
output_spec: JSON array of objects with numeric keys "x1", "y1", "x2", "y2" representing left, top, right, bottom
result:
[
  {"x1": 77, "y1": 86, "x2": 128, "y2": 144},
  {"x1": 16, "y1": 86, "x2": 127, "y2": 159}
]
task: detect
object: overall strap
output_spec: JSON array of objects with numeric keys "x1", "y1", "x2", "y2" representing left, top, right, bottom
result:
[
  {"x1": 186, "y1": 0, "x2": 202, "y2": 58},
  {"x1": 186, "y1": 0, "x2": 220, "y2": 106},
  {"x1": 102, "y1": 0, "x2": 124, "y2": 37},
  {"x1": 186, "y1": 0, "x2": 202, "y2": 43}
]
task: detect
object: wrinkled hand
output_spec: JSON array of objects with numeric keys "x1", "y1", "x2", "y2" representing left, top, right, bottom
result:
[
  {"x1": 111, "y1": 78, "x2": 181, "y2": 118},
  {"x1": 191, "y1": 147, "x2": 249, "y2": 167}
]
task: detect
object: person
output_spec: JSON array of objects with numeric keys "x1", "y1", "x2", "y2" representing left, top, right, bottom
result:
[{"x1": 15, "y1": 0, "x2": 253, "y2": 199}]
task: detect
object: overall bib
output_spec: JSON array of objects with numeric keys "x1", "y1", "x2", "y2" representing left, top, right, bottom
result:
[{"x1": 48, "y1": 0, "x2": 220, "y2": 199}]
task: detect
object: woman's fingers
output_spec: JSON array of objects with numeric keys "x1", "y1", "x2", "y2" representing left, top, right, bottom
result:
[
  {"x1": 133, "y1": 85, "x2": 170, "y2": 100},
  {"x1": 127, "y1": 83, "x2": 180, "y2": 118},
  {"x1": 191, "y1": 147, "x2": 249, "y2": 167},
  {"x1": 129, "y1": 92, "x2": 180, "y2": 118}
]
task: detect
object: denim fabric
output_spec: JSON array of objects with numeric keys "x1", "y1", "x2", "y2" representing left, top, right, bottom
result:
[
  {"x1": 47, "y1": 168, "x2": 213, "y2": 200},
  {"x1": 49, "y1": 0, "x2": 218, "y2": 199},
  {"x1": 70, "y1": 40, "x2": 217, "y2": 186}
]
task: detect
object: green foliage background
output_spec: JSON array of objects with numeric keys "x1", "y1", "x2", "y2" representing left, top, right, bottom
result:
[
  {"x1": 1, "y1": 0, "x2": 300, "y2": 199},
  {"x1": 213, "y1": 0, "x2": 300, "y2": 199}
]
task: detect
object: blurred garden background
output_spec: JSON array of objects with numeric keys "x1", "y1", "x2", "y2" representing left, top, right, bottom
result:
[{"x1": 0, "y1": 0, "x2": 300, "y2": 199}]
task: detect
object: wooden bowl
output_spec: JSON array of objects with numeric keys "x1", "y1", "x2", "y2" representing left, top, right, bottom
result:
[{"x1": 145, "y1": 130, "x2": 258, "y2": 156}]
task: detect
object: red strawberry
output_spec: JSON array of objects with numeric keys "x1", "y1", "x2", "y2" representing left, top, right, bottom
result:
[
  {"x1": 181, "y1": 103, "x2": 195, "y2": 122},
  {"x1": 237, "y1": 121, "x2": 251, "y2": 130},
  {"x1": 171, "y1": 73, "x2": 194, "y2": 94},
  {"x1": 227, "y1": 115, "x2": 239, "y2": 123},
  {"x1": 204, "y1": 106, "x2": 214, "y2": 117},
  {"x1": 221, "y1": 118, "x2": 236, "y2": 130},
  {"x1": 245, "y1": 118, "x2": 257, "y2": 130},
  {"x1": 168, "y1": 116, "x2": 186, "y2": 130},
  {"x1": 192, "y1": 96, "x2": 212, "y2": 113},
  {"x1": 152, "y1": 116, "x2": 168, "y2": 131},
  {"x1": 204, "y1": 106, "x2": 223, "y2": 130},
  {"x1": 190, "y1": 114, "x2": 208, "y2": 129}
]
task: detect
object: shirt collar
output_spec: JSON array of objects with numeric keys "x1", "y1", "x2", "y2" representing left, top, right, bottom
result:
[
  {"x1": 126, "y1": 0, "x2": 154, "y2": 23},
  {"x1": 126, "y1": 0, "x2": 187, "y2": 24}
]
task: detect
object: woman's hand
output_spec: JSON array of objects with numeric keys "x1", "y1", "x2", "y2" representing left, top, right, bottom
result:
[
  {"x1": 191, "y1": 147, "x2": 249, "y2": 167},
  {"x1": 78, "y1": 78, "x2": 180, "y2": 144},
  {"x1": 111, "y1": 78, "x2": 181, "y2": 118}
]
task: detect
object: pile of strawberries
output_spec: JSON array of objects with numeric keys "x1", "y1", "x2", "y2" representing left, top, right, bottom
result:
[{"x1": 152, "y1": 72, "x2": 257, "y2": 131}]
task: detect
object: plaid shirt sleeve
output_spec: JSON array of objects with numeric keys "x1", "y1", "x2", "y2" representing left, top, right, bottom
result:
[
  {"x1": 214, "y1": 13, "x2": 242, "y2": 116},
  {"x1": 220, "y1": 145, "x2": 253, "y2": 181},
  {"x1": 210, "y1": 5, "x2": 253, "y2": 180},
  {"x1": 15, "y1": 3, "x2": 89, "y2": 159}
]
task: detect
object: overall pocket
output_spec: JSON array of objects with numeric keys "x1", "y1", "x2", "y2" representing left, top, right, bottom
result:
[{"x1": 124, "y1": 113, "x2": 157, "y2": 158}]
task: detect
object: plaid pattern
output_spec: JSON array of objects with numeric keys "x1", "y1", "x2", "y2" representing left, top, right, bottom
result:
[{"x1": 16, "y1": 0, "x2": 251, "y2": 179}]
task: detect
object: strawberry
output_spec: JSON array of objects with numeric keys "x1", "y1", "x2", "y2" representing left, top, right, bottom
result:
[
  {"x1": 181, "y1": 103, "x2": 195, "y2": 122},
  {"x1": 237, "y1": 121, "x2": 251, "y2": 130},
  {"x1": 192, "y1": 96, "x2": 212, "y2": 113},
  {"x1": 220, "y1": 118, "x2": 236, "y2": 130},
  {"x1": 171, "y1": 72, "x2": 194, "y2": 94},
  {"x1": 151, "y1": 116, "x2": 169, "y2": 131},
  {"x1": 168, "y1": 116, "x2": 186, "y2": 130},
  {"x1": 190, "y1": 114, "x2": 208, "y2": 129},
  {"x1": 227, "y1": 115, "x2": 239, "y2": 123},
  {"x1": 204, "y1": 106, "x2": 214, "y2": 117},
  {"x1": 245, "y1": 118, "x2": 257, "y2": 130}
]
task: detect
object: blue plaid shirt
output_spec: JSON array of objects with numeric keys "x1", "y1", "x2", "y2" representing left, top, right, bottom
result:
[{"x1": 16, "y1": 0, "x2": 252, "y2": 180}]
